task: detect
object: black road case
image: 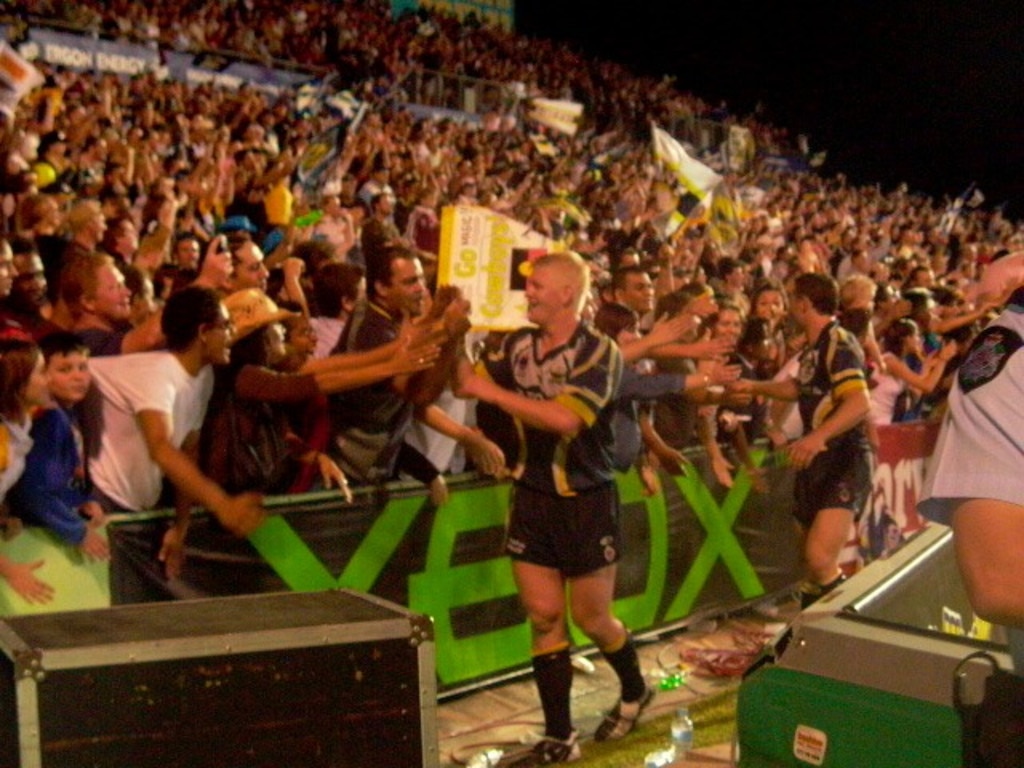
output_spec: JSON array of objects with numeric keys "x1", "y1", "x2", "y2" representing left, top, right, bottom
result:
[{"x1": 0, "y1": 589, "x2": 437, "y2": 768}]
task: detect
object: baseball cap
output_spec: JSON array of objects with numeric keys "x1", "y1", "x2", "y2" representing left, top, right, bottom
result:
[{"x1": 217, "y1": 215, "x2": 258, "y2": 235}]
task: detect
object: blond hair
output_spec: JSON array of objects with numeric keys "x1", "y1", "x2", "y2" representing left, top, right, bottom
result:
[
  {"x1": 533, "y1": 251, "x2": 590, "y2": 314},
  {"x1": 840, "y1": 273, "x2": 876, "y2": 310},
  {"x1": 60, "y1": 252, "x2": 117, "y2": 320}
]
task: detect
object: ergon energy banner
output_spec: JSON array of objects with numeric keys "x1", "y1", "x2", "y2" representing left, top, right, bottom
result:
[
  {"x1": 18, "y1": 26, "x2": 314, "y2": 93},
  {"x1": 24, "y1": 27, "x2": 159, "y2": 75}
]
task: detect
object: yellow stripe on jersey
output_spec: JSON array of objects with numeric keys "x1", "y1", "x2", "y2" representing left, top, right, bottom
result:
[
  {"x1": 556, "y1": 388, "x2": 600, "y2": 427},
  {"x1": 552, "y1": 438, "x2": 576, "y2": 497},
  {"x1": 833, "y1": 376, "x2": 869, "y2": 400},
  {"x1": 0, "y1": 424, "x2": 9, "y2": 473}
]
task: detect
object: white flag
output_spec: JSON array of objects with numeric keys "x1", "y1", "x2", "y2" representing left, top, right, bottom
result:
[
  {"x1": 0, "y1": 42, "x2": 43, "y2": 117},
  {"x1": 651, "y1": 124, "x2": 722, "y2": 201},
  {"x1": 527, "y1": 98, "x2": 583, "y2": 136}
]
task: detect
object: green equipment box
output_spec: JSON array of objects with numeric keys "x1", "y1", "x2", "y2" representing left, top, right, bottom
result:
[{"x1": 738, "y1": 525, "x2": 1009, "y2": 767}]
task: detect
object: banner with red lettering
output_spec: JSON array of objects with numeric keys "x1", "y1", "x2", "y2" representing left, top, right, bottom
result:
[{"x1": 849, "y1": 420, "x2": 940, "y2": 569}]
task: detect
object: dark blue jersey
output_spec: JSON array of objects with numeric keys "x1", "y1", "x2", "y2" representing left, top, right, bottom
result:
[
  {"x1": 478, "y1": 321, "x2": 622, "y2": 496},
  {"x1": 797, "y1": 319, "x2": 870, "y2": 453}
]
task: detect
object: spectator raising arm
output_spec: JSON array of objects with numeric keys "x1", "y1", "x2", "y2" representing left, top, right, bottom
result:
[{"x1": 138, "y1": 411, "x2": 264, "y2": 540}]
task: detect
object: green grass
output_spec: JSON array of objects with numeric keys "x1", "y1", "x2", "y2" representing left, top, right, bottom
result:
[{"x1": 572, "y1": 685, "x2": 738, "y2": 768}]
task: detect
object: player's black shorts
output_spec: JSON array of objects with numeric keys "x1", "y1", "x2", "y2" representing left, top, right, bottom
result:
[
  {"x1": 505, "y1": 482, "x2": 620, "y2": 577},
  {"x1": 793, "y1": 446, "x2": 873, "y2": 528}
]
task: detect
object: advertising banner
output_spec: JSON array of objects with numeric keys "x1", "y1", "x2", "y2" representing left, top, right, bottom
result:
[
  {"x1": 112, "y1": 453, "x2": 804, "y2": 692},
  {"x1": 18, "y1": 26, "x2": 315, "y2": 93},
  {"x1": 162, "y1": 50, "x2": 311, "y2": 94},
  {"x1": 437, "y1": 205, "x2": 554, "y2": 330},
  {"x1": 0, "y1": 424, "x2": 939, "y2": 693},
  {"x1": 23, "y1": 28, "x2": 159, "y2": 75},
  {"x1": 853, "y1": 420, "x2": 940, "y2": 566}
]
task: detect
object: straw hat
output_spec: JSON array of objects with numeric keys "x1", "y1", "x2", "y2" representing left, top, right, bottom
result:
[{"x1": 223, "y1": 289, "x2": 297, "y2": 340}]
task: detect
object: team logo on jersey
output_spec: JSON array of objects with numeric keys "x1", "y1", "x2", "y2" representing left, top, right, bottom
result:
[
  {"x1": 798, "y1": 349, "x2": 818, "y2": 385},
  {"x1": 958, "y1": 326, "x2": 1022, "y2": 393},
  {"x1": 601, "y1": 535, "x2": 616, "y2": 563},
  {"x1": 837, "y1": 481, "x2": 851, "y2": 504}
]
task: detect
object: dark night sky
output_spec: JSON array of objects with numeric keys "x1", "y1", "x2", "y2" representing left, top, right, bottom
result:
[{"x1": 515, "y1": 2, "x2": 1024, "y2": 218}]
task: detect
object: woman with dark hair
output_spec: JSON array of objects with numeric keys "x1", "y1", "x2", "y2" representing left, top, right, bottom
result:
[
  {"x1": 698, "y1": 304, "x2": 768, "y2": 491},
  {"x1": 649, "y1": 282, "x2": 735, "y2": 452},
  {"x1": 749, "y1": 278, "x2": 788, "y2": 378},
  {"x1": 9, "y1": 332, "x2": 108, "y2": 561},
  {"x1": 0, "y1": 337, "x2": 51, "y2": 496},
  {"x1": 0, "y1": 335, "x2": 57, "y2": 604},
  {"x1": 869, "y1": 318, "x2": 955, "y2": 425},
  {"x1": 730, "y1": 315, "x2": 776, "y2": 442},
  {"x1": 200, "y1": 289, "x2": 439, "y2": 496}
]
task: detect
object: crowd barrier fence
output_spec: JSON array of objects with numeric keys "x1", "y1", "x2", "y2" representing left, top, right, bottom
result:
[{"x1": 0, "y1": 422, "x2": 937, "y2": 694}]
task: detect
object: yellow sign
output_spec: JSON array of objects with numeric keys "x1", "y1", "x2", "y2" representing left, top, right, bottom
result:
[{"x1": 437, "y1": 206, "x2": 554, "y2": 330}]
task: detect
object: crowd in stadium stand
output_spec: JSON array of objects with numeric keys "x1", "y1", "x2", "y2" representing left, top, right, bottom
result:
[{"x1": 0, "y1": 0, "x2": 1021, "y2": 605}]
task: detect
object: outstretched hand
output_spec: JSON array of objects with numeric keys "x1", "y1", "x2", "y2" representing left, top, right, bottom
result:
[
  {"x1": 462, "y1": 428, "x2": 507, "y2": 478},
  {"x1": 0, "y1": 558, "x2": 54, "y2": 604},
  {"x1": 691, "y1": 335, "x2": 735, "y2": 360},
  {"x1": 646, "y1": 313, "x2": 697, "y2": 348},
  {"x1": 79, "y1": 528, "x2": 111, "y2": 562},
  {"x1": 159, "y1": 525, "x2": 187, "y2": 580},
  {"x1": 647, "y1": 444, "x2": 690, "y2": 476},
  {"x1": 392, "y1": 328, "x2": 442, "y2": 375},
  {"x1": 441, "y1": 295, "x2": 472, "y2": 340},
  {"x1": 710, "y1": 453, "x2": 735, "y2": 489},
  {"x1": 316, "y1": 453, "x2": 353, "y2": 503},
  {"x1": 423, "y1": 284, "x2": 462, "y2": 323},
  {"x1": 215, "y1": 492, "x2": 267, "y2": 537}
]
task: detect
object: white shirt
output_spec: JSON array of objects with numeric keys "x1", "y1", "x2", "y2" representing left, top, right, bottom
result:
[
  {"x1": 919, "y1": 305, "x2": 1024, "y2": 524},
  {"x1": 88, "y1": 352, "x2": 213, "y2": 510},
  {"x1": 868, "y1": 371, "x2": 906, "y2": 426},
  {"x1": 310, "y1": 316, "x2": 346, "y2": 360}
]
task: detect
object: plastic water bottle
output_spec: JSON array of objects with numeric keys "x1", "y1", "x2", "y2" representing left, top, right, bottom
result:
[
  {"x1": 643, "y1": 747, "x2": 675, "y2": 767},
  {"x1": 465, "y1": 748, "x2": 503, "y2": 767},
  {"x1": 671, "y1": 705, "x2": 694, "y2": 757}
]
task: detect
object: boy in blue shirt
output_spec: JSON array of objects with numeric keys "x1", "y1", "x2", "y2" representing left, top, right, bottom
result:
[{"x1": 10, "y1": 332, "x2": 109, "y2": 561}]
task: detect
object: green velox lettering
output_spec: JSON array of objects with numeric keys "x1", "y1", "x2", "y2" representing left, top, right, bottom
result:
[
  {"x1": 408, "y1": 483, "x2": 524, "y2": 685},
  {"x1": 663, "y1": 451, "x2": 767, "y2": 619}
]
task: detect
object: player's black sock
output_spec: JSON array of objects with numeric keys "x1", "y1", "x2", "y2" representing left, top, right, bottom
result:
[
  {"x1": 602, "y1": 633, "x2": 647, "y2": 703},
  {"x1": 533, "y1": 646, "x2": 573, "y2": 740}
]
